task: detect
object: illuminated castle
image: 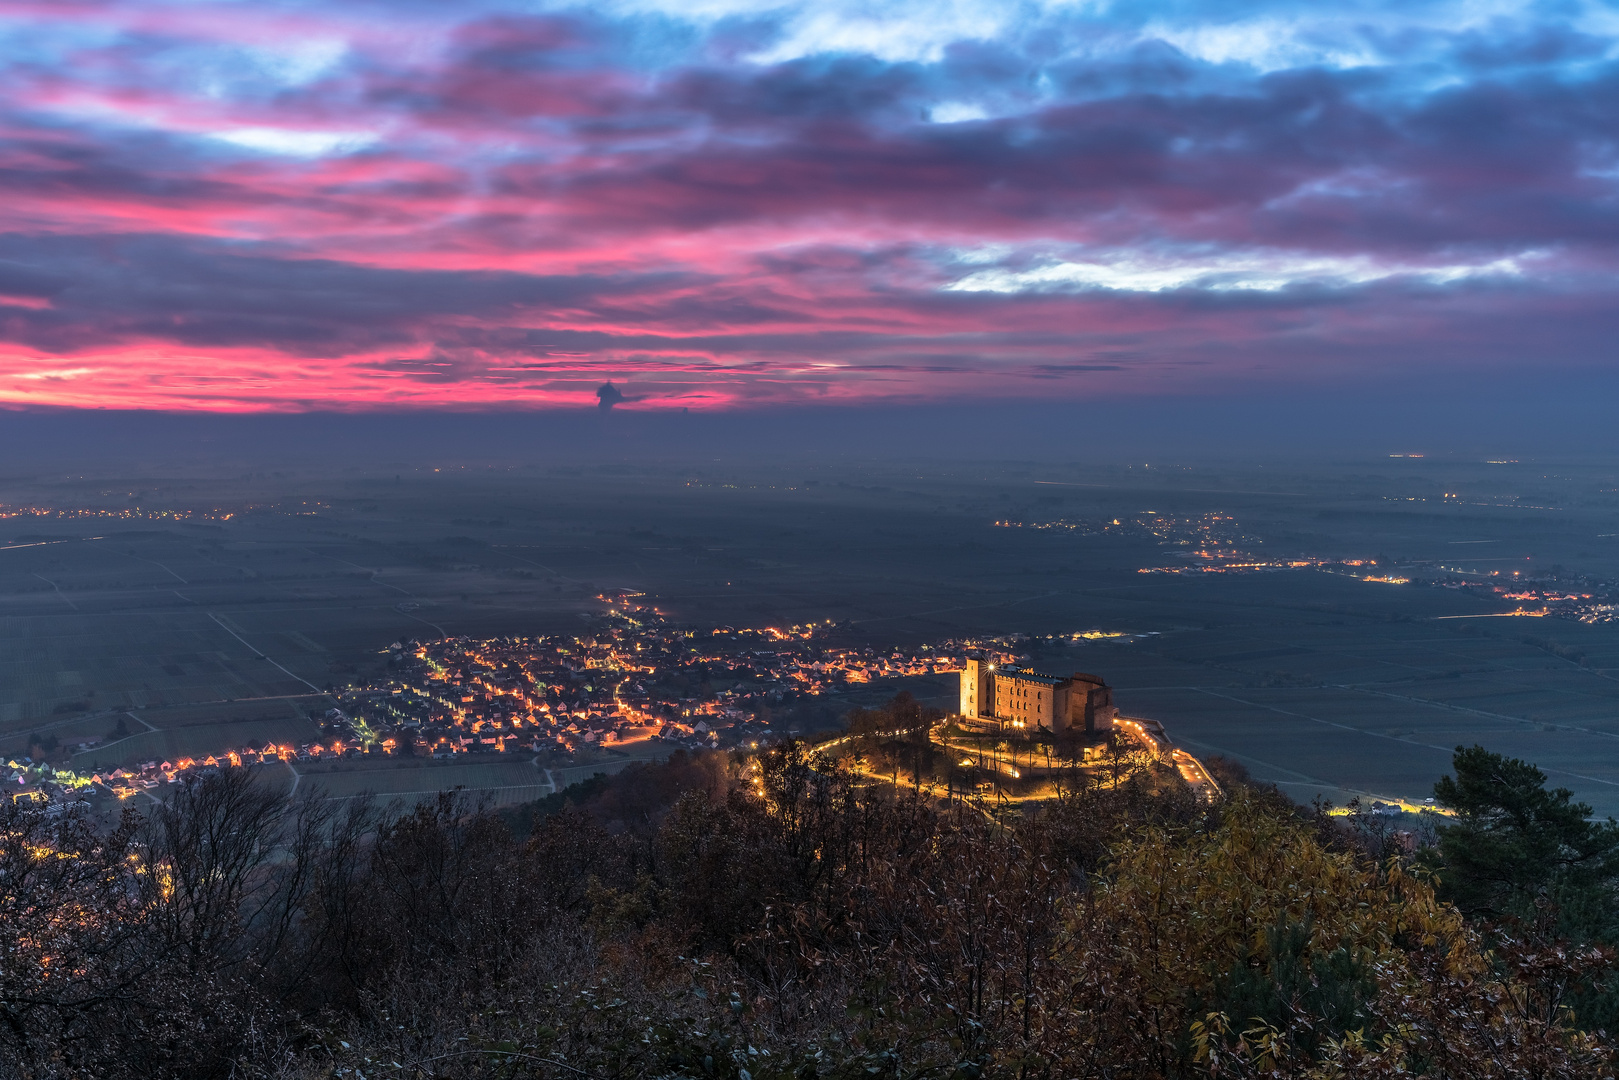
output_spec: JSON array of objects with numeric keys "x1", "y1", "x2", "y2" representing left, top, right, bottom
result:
[{"x1": 959, "y1": 658, "x2": 1116, "y2": 734}]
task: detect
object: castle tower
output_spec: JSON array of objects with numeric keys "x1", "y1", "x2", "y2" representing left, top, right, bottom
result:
[
  {"x1": 960, "y1": 657, "x2": 992, "y2": 719},
  {"x1": 1071, "y1": 673, "x2": 1117, "y2": 734}
]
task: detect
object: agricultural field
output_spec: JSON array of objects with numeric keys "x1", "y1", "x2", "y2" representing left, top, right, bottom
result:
[
  {"x1": 0, "y1": 456, "x2": 1617, "y2": 814},
  {"x1": 1042, "y1": 590, "x2": 1619, "y2": 813}
]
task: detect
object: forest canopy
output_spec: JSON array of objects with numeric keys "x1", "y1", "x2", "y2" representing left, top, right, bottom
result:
[{"x1": 1, "y1": 708, "x2": 1615, "y2": 1079}]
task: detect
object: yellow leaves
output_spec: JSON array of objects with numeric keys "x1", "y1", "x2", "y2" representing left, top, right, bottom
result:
[
  {"x1": 1066, "y1": 793, "x2": 1607, "y2": 1073},
  {"x1": 1098, "y1": 792, "x2": 1454, "y2": 969},
  {"x1": 1073, "y1": 791, "x2": 1482, "y2": 1069},
  {"x1": 1191, "y1": 1011, "x2": 1296, "y2": 1074}
]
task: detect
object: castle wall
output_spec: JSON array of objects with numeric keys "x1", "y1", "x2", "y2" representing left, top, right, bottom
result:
[
  {"x1": 959, "y1": 662, "x2": 1116, "y2": 735},
  {"x1": 993, "y1": 670, "x2": 1061, "y2": 729}
]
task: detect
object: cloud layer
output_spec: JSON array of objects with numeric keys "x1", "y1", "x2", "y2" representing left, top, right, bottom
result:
[{"x1": 0, "y1": 0, "x2": 1615, "y2": 409}]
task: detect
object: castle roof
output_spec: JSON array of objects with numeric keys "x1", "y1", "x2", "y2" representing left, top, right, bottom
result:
[{"x1": 997, "y1": 666, "x2": 1067, "y2": 686}]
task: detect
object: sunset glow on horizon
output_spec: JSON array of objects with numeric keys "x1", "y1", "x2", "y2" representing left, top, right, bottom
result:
[{"x1": 0, "y1": 0, "x2": 1616, "y2": 411}]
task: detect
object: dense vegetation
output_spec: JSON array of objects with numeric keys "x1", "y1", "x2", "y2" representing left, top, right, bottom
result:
[{"x1": 2, "y1": 703, "x2": 1617, "y2": 1078}]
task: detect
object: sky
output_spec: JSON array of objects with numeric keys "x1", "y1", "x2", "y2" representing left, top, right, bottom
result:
[{"x1": 0, "y1": 0, "x2": 1616, "y2": 414}]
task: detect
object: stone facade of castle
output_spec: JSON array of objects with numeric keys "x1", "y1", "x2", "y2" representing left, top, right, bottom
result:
[{"x1": 958, "y1": 658, "x2": 1117, "y2": 735}]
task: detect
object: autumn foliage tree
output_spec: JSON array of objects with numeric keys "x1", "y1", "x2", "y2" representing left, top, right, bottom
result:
[{"x1": 1, "y1": 742, "x2": 1613, "y2": 1079}]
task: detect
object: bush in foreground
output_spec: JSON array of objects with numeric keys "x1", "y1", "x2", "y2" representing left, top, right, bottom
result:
[{"x1": 0, "y1": 743, "x2": 1613, "y2": 1079}]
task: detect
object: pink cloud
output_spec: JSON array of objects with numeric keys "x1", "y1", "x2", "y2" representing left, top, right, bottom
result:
[{"x1": 0, "y1": 2, "x2": 1613, "y2": 410}]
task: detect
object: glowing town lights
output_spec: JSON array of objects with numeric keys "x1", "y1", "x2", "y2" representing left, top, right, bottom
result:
[{"x1": 6, "y1": 593, "x2": 1255, "y2": 811}]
